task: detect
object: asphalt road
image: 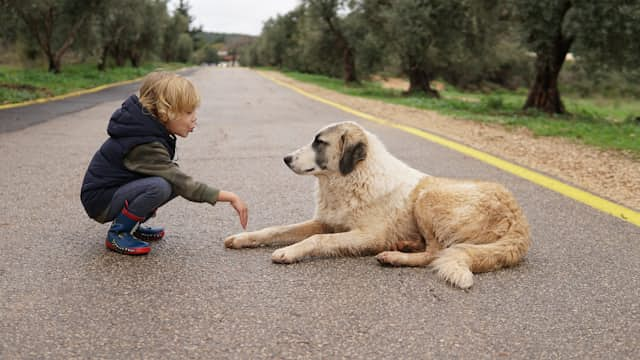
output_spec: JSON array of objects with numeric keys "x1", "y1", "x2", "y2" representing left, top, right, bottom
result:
[{"x1": 0, "y1": 67, "x2": 638, "y2": 359}]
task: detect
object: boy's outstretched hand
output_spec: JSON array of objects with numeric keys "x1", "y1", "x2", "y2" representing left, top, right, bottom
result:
[
  {"x1": 231, "y1": 196, "x2": 248, "y2": 229},
  {"x1": 217, "y1": 190, "x2": 248, "y2": 229}
]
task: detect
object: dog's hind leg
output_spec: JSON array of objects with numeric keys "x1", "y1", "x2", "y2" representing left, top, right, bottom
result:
[
  {"x1": 376, "y1": 239, "x2": 442, "y2": 267},
  {"x1": 375, "y1": 251, "x2": 436, "y2": 267},
  {"x1": 377, "y1": 189, "x2": 444, "y2": 267},
  {"x1": 225, "y1": 220, "x2": 329, "y2": 249}
]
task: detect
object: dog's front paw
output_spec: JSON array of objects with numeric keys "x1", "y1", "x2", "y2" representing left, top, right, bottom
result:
[
  {"x1": 271, "y1": 247, "x2": 298, "y2": 264},
  {"x1": 375, "y1": 251, "x2": 404, "y2": 266},
  {"x1": 224, "y1": 232, "x2": 254, "y2": 249}
]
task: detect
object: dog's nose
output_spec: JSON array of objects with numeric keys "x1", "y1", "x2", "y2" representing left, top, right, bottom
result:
[{"x1": 283, "y1": 155, "x2": 293, "y2": 167}]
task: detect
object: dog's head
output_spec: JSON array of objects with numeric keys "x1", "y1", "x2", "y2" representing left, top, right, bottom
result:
[{"x1": 284, "y1": 121, "x2": 368, "y2": 176}]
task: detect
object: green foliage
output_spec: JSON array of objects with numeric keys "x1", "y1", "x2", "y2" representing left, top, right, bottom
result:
[
  {"x1": 570, "y1": 0, "x2": 640, "y2": 70},
  {"x1": 174, "y1": 0, "x2": 195, "y2": 27},
  {"x1": 255, "y1": 10, "x2": 302, "y2": 68},
  {"x1": 292, "y1": 7, "x2": 344, "y2": 77},
  {"x1": 0, "y1": 2, "x2": 19, "y2": 44},
  {"x1": 163, "y1": 12, "x2": 190, "y2": 62},
  {"x1": 249, "y1": 1, "x2": 366, "y2": 81},
  {"x1": 287, "y1": 1, "x2": 362, "y2": 80},
  {"x1": 515, "y1": 0, "x2": 572, "y2": 54},
  {"x1": 380, "y1": 0, "x2": 453, "y2": 68},
  {"x1": 193, "y1": 45, "x2": 220, "y2": 65},
  {"x1": 1, "y1": 0, "x2": 252, "y2": 72},
  {"x1": 92, "y1": 0, "x2": 167, "y2": 68},
  {"x1": 251, "y1": 0, "x2": 535, "y2": 91},
  {"x1": 560, "y1": 62, "x2": 640, "y2": 98},
  {"x1": 482, "y1": 95, "x2": 505, "y2": 110},
  {"x1": 250, "y1": 0, "x2": 640, "y2": 113},
  {"x1": 437, "y1": 1, "x2": 531, "y2": 90},
  {"x1": 345, "y1": 0, "x2": 387, "y2": 77},
  {"x1": 176, "y1": 33, "x2": 194, "y2": 63},
  {"x1": 373, "y1": 0, "x2": 517, "y2": 94},
  {"x1": 4, "y1": 0, "x2": 102, "y2": 72}
]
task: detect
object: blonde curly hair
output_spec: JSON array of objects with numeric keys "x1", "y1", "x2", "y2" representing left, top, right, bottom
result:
[{"x1": 138, "y1": 71, "x2": 200, "y2": 124}]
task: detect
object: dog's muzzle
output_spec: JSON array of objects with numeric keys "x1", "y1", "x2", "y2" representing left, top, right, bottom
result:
[{"x1": 283, "y1": 155, "x2": 293, "y2": 168}]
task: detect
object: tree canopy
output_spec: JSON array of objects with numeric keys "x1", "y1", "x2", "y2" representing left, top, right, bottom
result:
[
  {"x1": 0, "y1": 0, "x2": 223, "y2": 72},
  {"x1": 247, "y1": 0, "x2": 640, "y2": 113}
]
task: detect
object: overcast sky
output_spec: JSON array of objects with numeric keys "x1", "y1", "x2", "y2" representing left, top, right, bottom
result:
[{"x1": 169, "y1": 0, "x2": 302, "y2": 36}]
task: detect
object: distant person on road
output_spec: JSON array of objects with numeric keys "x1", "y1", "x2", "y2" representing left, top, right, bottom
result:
[{"x1": 80, "y1": 71, "x2": 248, "y2": 255}]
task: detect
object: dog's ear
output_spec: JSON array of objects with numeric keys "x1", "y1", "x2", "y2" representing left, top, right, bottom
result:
[{"x1": 339, "y1": 133, "x2": 367, "y2": 175}]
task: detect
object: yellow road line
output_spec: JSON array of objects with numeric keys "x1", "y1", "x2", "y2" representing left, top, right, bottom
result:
[
  {"x1": 260, "y1": 71, "x2": 640, "y2": 228},
  {"x1": 0, "y1": 77, "x2": 144, "y2": 110}
]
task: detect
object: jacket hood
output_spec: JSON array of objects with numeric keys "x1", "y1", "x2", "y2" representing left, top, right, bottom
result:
[{"x1": 107, "y1": 95, "x2": 172, "y2": 140}]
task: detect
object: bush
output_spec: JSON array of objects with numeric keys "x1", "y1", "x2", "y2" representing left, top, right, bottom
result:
[
  {"x1": 176, "y1": 34, "x2": 193, "y2": 63},
  {"x1": 481, "y1": 95, "x2": 505, "y2": 110},
  {"x1": 440, "y1": 40, "x2": 533, "y2": 91},
  {"x1": 560, "y1": 61, "x2": 640, "y2": 98}
]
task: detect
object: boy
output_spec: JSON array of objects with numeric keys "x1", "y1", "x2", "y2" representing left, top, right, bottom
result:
[{"x1": 81, "y1": 71, "x2": 248, "y2": 255}]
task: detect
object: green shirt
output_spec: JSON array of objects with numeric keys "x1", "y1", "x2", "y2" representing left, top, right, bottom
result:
[{"x1": 124, "y1": 141, "x2": 220, "y2": 205}]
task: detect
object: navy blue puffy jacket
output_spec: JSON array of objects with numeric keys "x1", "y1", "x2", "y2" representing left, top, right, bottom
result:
[{"x1": 80, "y1": 95, "x2": 176, "y2": 219}]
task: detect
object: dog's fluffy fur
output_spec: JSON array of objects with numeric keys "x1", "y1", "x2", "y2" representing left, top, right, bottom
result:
[{"x1": 225, "y1": 121, "x2": 530, "y2": 289}]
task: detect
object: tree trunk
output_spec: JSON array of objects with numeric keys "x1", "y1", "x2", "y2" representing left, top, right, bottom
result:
[
  {"x1": 405, "y1": 66, "x2": 439, "y2": 98},
  {"x1": 523, "y1": 54, "x2": 566, "y2": 114},
  {"x1": 98, "y1": 45, "x2": 109, "y2": 71},
  {"x1": 130, "y1": 55, "x2": 140, "y2": 68},
  {"x1": 343, "y1": 47, "x2": 357, "y2": 84},
  {"x1": 320, "y1": 12, "x2": 358, "y2": 84},
  {"x1": 48, "y1": 56, "x2": 61, "y2": 73},
  {"x1": 524, "y1": 33, "x2": 573, "y2": 114},
  {"x1": 129, "y1": 49, "x2": 141, "y2": 68},
  {"x1": 523, "y1": 1, "x2": 574, "y2": 114},
  {"x1": 114, "y1": 47, "x2": 126, "y2": 67},
  {"x1": 115, "y1": 56, "x2": 126, "y2": 67}
]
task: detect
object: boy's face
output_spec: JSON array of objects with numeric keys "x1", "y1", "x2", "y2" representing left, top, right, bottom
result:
[{"x1": 167, "y1": 110, "x2": 197, "y2": 138}]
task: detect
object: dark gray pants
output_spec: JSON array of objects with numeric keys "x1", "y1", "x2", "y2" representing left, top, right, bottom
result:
[{"x1": 99, "y1": 177, "x2": 176, "y2": 223}]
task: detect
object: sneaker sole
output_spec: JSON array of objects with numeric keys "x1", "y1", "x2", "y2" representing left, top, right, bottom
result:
[{"x1": 105, "y1": 240, "x2": 151, "y2": 255}]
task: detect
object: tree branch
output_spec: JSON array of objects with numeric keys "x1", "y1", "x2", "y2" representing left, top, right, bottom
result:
[{"x1": 54, "y1": 13, "x2": 89, "y2": 60}]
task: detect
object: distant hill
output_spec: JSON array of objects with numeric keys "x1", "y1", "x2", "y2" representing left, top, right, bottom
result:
[{"x1": 195, "y1": 32, "x2": 256, "y2": 47}]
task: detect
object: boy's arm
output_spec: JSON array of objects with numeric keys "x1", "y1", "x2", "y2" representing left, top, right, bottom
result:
[{"x1": 124, "y1": 142, "x2": 220, "y2": 205}]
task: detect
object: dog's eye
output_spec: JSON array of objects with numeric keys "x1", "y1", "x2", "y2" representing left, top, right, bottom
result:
[{"x1": 313, "y1": 138, "x2": 327, "y2": 146}]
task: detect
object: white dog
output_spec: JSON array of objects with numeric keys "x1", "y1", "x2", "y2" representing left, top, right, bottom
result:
[{"x1": 225, "y1": 121, "x2": 531, "y2": 289}]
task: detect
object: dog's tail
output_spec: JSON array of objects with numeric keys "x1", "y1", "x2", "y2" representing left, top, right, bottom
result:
[{"x1": 430, "y1": 221, "x2": 530, "y2": 289}]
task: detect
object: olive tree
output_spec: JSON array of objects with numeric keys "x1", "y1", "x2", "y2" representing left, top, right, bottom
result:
[
  {"x1": 92, "y1": 0, "x2": 168, "y2": 69},
  {"x1": 3, "y1": 0, "x2": 100, "y2": 73},
  {"x1": 305, "y1": 0, "x2": 359, "y2": 83},
  {"x1": 516, "y1": 0, "x2": 640, "y2": 114},
  {"x1": 256, "y1": 10, "x2": 301, "y2": 68},
  {"x1": 377, "y1": 0, "x2": 469, "y2": 97}
]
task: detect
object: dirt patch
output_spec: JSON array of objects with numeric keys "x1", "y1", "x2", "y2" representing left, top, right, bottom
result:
[
  {"x1": 371, "y1": 76, "x2": 478, "y2": 102},
  {"x1": 372, "y1": 75, "x2": 446, "y2": 92},
  {"x1": 262, "y1": 70, "x2": 640, "y2": 211},
  {"x1": 372, "y1": 75, "x2": 410, "y2": 91}
]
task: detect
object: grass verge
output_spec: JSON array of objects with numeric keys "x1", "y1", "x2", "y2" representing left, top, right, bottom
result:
[
  {"x1": 0, "y1": 62, "x2": 186, "y2": 105},
  {"x1": 276, "y1": 70, "x2": 640, "y2": 156}
]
